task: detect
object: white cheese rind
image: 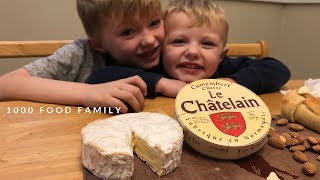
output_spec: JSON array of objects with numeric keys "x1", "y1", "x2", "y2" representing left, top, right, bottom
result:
[{"x1": 81, "y1": 112, "x2": 183, "y2": 179}]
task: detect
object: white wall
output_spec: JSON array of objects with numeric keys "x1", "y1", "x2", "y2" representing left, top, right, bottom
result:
[
  {"x1": 1, "y1": 0, "x2": 319, "y2": 79},
  {"x1": 0, "y1": 0, "x2": 84, "y2": 40},
  {"x1": 277, "y1": 4, "x2": 320, "y2": 79}
]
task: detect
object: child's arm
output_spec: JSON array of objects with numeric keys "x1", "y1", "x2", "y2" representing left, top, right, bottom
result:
[
  {"x1": 216, "y1": 56, "x2": 291, "y2": 94},
  {"x1": 0, "y1": 68, "x2": 147, "y2": 113},
  {"x1": 88, "y1": 66, "x2": 187, "y2": 98}
]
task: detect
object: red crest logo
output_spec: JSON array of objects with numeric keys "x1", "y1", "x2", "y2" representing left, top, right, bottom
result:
[{"x1": 209, "y1": 112, "x2": 246, "y2": 137}]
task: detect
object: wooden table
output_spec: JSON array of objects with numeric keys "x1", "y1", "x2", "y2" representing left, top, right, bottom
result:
[{"x1": 1, "y1": 80, "x2": 319, "y2": 180}]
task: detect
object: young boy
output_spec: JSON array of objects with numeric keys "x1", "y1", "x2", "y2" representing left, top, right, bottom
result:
[
  {"x1": 0, "y1": 0, "x2": 169, "y2": 113},
  {"x1": 88, "y1": 0, "x2": 291, "y2": 97}
]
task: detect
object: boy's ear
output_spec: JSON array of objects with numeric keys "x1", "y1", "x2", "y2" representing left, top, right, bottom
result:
[
  {"x1": 220, "y1": 47, "x2": 229, "y2": 61},
  {"x1": 87, "y1": 38, "x2": 105, "y2": 52}
]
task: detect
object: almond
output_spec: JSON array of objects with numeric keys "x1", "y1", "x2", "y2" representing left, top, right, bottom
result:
[
  {"x1": 286, "y1": 138, "x2": 299, "y2": 147},
  {"x1": 307, "y1": 136, "x2": 319, "y2": 145},
  {"x1": 317, "y1": 155, "x2": 320, "y2": 161},
  {"x1": 302, "y1": 162, "x2": 317, "y2": 176},
  {"x1": 303, "y1": 140, "x2": 311, "y2": 149},
  {"x1": 290, "y1": 145, "x2": 306, "y2": 152},
  {"x1": 289, "y1": 132, "x2": 300, "y2": 138},
  {"x1": 276, "y1": 118, "x2": 289, "y2": 126},
  {"x1": 296, "y1": 136, "x2": 306, "y2": 145},
  {"x1": 289, "y1": 123, "x2": 304, "y2": 131},
  {"x1": 312, "y1": 144, "x2": 320, "y2": 154},
  {"x1": 268, "y1": 128, "x2": 279, "y2": 137},
  {"x1": 279, "y1": 135, "x2": 286, "y2": 144},
  {"x1": 280, "y1": 132, "x2": 292, "y2": 141},
  {"x1": 268, "y1": 136, "x2": 286, "y2": 149},
  {"x1": 293, "y1": 151, "x2": 308, "y2": 163}
]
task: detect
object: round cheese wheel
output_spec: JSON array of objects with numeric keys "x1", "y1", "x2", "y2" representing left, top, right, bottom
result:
[{"x1": 175, "y1": 79, "x2": 271, "y2": 159}]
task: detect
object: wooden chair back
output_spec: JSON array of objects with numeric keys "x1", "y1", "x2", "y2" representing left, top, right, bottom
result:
[
  {"x1": 0, "y1": 40, "x2": 268, "y2": 58},
  {"x1": 0, "y1": 40, "x2": 73, "y2": 58},
  {"x1": 226, "y1": 40, "x2": 268, "y2": 58}
]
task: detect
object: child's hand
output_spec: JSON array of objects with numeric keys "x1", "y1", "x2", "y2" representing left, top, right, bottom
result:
[
  {"x1": 156, "y1": 78, "x2": 187, "y2": 97},
  {"x1": 84, "y1": 76, "x2": 147, "y2": 113}
]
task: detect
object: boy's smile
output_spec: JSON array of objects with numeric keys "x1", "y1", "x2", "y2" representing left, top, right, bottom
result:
[
  {"x1": 177, "y1": 61, "x2": 204, "y2": 75},
  {"x1": 137, "y1": 45, "x2": 160, "y2": 63}
]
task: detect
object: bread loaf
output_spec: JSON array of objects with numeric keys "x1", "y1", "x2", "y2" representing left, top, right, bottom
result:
[{"x1": 281, "y1": 89, "x2": 320, "y2": 133}]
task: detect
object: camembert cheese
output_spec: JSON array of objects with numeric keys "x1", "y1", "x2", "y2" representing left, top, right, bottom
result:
[
  {"x1": 81, "y1": 112, "x2": 183, "y2": 179},
  {"x1": 175, "y1": 79, "x2": 271, "y2": 159}
]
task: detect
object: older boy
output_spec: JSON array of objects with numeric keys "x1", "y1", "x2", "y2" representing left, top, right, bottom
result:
[
  {"x1": 0, "y1": 0, "x2": 168, "y2": 113},
  {"x1": 88, "y1": 0, "x2": 290, "y2": 97}
]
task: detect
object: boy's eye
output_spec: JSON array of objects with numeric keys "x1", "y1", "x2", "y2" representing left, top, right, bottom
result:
[
  {"x1": 172, "y1": 39, "x2": 185, "y2": 44},
  {"x1": 150, "y1": 19, "x2": 161, "y2": 28},
  {"x1": 202, "y1": 41, "x2": 214, "y2": 46},
  {"x1": 202, "y1": 40, "x2": 216, "y2": 48},
  {"x1": 120, "y1": 29, "x2": 135, "y2": 37}
]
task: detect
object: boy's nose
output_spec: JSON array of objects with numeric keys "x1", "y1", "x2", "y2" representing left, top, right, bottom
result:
[
  {"x1": 140, "y1": 31, "x2": 156, "y2": 47},
  {"x1": 185, "y1": 44, "x2": 200, "y2": 60}
]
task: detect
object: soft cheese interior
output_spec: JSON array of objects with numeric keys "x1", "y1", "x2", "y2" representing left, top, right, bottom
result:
[
  {"x1": 132, "y1": 114, "x2": 183, "y2": 176},
  {"x1": 81, "y1": 112, "x2": 183, "y2": 180}
]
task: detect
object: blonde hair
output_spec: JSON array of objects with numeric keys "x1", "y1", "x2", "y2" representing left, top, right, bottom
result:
[
  {"x1": 164, "y1": 0, "x2": 229, "y2": 45},
  {"x1": 77, "y1": 0, "x2": 162, "y2": 39}
]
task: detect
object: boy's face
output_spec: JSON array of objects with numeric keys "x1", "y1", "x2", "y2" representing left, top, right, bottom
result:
[
  {"x1": 162, "y1": 12, "x2": 227, "y2": 83},
  {"x1": 98, "y1": 14, "x2": 165, "y2": 69}
]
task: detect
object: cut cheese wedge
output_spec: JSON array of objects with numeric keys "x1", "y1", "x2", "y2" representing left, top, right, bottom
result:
[{"x1": 81, "y1": 112, "x2": 183, "y2": 179}]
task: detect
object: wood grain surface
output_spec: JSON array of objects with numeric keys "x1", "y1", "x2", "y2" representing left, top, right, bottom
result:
[{"x1": 2, "y1": 80, "x2": 319, "y2": 180}]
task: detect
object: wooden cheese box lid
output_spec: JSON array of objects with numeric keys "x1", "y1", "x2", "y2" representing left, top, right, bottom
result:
[{"x1": 175, "y1": 79, "x2": 271, "y2": 159}]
